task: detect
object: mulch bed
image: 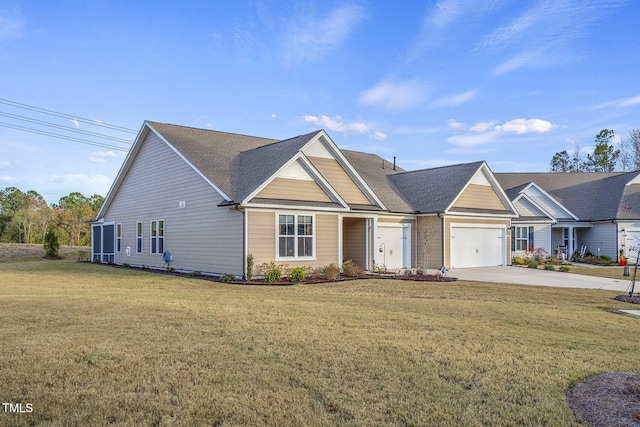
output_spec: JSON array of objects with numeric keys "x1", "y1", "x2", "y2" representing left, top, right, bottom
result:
[
  {"x1": 567, "y1": 372, "x2": 640, "y2": 427},
  {"x1": 614, "y1": 295, "x2": 640, "y2": 305}
]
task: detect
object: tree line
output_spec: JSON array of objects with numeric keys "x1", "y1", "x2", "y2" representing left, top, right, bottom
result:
[
  {"x1": 550, "y1": 128, "x2": 640, "y2": 172},
  {"x1": 0, "y1": 187, "x2": 103, "y2": 246}
]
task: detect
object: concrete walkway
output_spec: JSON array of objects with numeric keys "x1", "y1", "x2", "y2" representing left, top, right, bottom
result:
[{"x1": 448, "y1": 266, "x2": 635, "y2": 293}]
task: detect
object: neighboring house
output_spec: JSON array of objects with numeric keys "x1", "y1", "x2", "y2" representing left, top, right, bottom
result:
[
  {"x1": 496, "y1": 171, "x2": 640, "y2": 262},
  {"x1": 91, "y1": 121, "x2": 517, "y2": 276}
]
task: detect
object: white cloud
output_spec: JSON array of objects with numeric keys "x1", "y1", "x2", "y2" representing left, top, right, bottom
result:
[
  {"x1": 432, "y1": 90, "x2": 478, "y2": 107},
  {"x1": 0, "y1": 175, "x2": 17, "y2": 184},
  {"x1": 446, "y1": 119, "x2": 466, "y2": 130},
  {"x1": 70, "y1": 118, "x2": 80, "y2": 128},
  {"x1": 359, "y1": 79, "x2": 429, "y2": 111},
  {"x1": 371, "y1": 130, "x2": 387, "y2": 141},
  {"x1": 89, "y1": 150, "x2": 120, "y2": 164},
  {"x1": 282, "y1": 4, "x2": 366, "y2": 64},
  {"x1": 620, "y1": 95, "x2": 640, "y2": 107},
  {"x1": 446, "y1": 132, "x2": 499, "y2": 147},
  {"x1": 469, "y1": 121, "x2": 495, "y2": 132},
  {"x1": 303, "y1": 115, "x2": 369, "y2": 134},
  {"x1": 45, "y1": 173, "x2": 111, "y2": 186},
  {"x1": 494, "y1": 118, "x2": 555, "y2": 134},
  {"x1": 271, "y1": 113, "x2": 277, "y2": 118},
  {"x1": 0, "y1": 160, "x2": 21, "y2": 170}
]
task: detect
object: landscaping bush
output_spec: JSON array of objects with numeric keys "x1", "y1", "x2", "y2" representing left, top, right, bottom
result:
[
  {"x1": 316, "y1": 263, "x2": 340, "y2": 280},
  {"x1": 559, "y1": 266, "x2": 571, "y2": 272},
  {"x1": 246, "y1": 254, "x2": 254, "y2": 281},
  {"x1": 527, "y1": 262, "x2": 538, "y2": 269},
  {"x1": 44, "y1": 227, "x2": 60, "y2": 258},
  {"x1": 342, "y1": 259, "x2": 365, "y2": 277},
  {"x1": 265, "y1": 267, "x2": 282, "y2": 283},
  {"x1": 289, "y1": 267, "x2": 305, "y2": 283},
  {"x1": 513, "y1": 256, "x2": 525, "y2": 265},
  {"x1": 219, "y1": 273, "x2": 237, "y2": 283},
  {"x1": 543, "y1": 264, "x2": 555, "y2": 271}
]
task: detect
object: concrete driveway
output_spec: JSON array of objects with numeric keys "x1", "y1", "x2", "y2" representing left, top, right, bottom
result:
[{"x1": 448, "y1": 266, "x2": 634, "y2": 293}]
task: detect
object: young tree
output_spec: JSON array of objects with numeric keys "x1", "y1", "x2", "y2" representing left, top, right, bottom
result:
[
  {"x1": 44, "y1": 226, "x2": 60, "y2": 258},
  {"x1": 550, "y1": 150, "x2": 570, "y2": 172},
  {"x1": 585, "y1": 129, "x2": 620, "y2": 172},
  {"x1": 621, "y1": 128, "x2": 640, "y2": 171}
]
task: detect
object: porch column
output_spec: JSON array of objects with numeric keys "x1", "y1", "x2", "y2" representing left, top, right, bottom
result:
[{"x1": 568, "y1": 225, "x2": 575, "y2": 258}]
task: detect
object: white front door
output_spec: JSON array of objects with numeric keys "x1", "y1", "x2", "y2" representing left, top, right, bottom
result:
[
  {"x1": 625, "y1": 230, "x2": 640, "y2": 263},
  {"x1": 376, "y1": 223, "x2": 411, "y2": 269},
  {"x1": 450, "y1": 226, "x2": 504, "y2": 268}
]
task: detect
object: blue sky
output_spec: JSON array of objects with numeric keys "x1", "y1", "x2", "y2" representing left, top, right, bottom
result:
[{"x1": 1, "y1": 0, "x2": 639, "y2": 203}]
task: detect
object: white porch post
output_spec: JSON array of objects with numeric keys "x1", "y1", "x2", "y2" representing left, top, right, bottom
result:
[{"x1": 568, "y1": 225, "x2": 575, "y2": 258}]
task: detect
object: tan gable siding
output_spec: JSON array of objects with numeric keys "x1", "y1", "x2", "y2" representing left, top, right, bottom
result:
[
  {"x1": 255, "y1": 178, "x2": 332, "y2": 202},
  {"x1": 443, "y1": 217, "x2": 511, "y2": 268},
  {"x1": 307, "y1": 156, "x2": 372, "y2": 205},
  {"x1": 103, "y1": 131, "x2": 244, "y2": 275},
  {"x1": 452, "y1": 184, "x2": 506, "y2": 210},
  {"x1": 246, "y1": 210, "x2": 339, "y2": 275}
]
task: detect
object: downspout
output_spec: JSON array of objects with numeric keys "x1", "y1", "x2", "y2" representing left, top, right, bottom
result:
[{"x1": 235, "y1": 204, "x2": 246, "y2": 280}]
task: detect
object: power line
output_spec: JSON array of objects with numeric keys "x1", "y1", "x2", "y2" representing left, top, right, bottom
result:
[
  {"x1": 0, "y1": 98, "x2": 138, "y2": 134},
  {"x1": 0, "y1": 111, "x2": 133, "y2": 144},
  {"x1": 0, "y1": 122, "x2": 130, "y2": 151}
]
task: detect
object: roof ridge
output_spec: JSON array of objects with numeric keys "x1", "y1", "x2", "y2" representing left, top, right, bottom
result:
[
  {"x1": 240, "y1": 130, "x2": 322, "y2": 153},
  {"x1": 394, "y1": 160, "x2": 484, "y2": 176},
  {"x1": 146, "y1": 120, "x2": 278, "y2": 142}
]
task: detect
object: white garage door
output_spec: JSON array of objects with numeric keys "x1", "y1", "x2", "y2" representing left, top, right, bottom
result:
[
  {"x1": 450, "y1": 226, "x2": 504, "y2": 268},
  {"x1": 624, "y1": 230, "x2": 640, "y2": 264}
]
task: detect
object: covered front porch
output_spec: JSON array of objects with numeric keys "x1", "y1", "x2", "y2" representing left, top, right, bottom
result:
[
  {"x1": 551, "y1": 223, "x2": 593, "y2": 260},
  {"x1": 341, "y1": 216, "x2": 413, "y2": 271}
]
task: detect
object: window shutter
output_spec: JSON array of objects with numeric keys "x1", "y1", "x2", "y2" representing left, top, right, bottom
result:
[{"x1": 528, "y1": 226, "x2": 534, "y2": 249}]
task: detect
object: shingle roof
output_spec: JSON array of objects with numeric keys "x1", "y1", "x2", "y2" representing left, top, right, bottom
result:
[
  {"x1": 147, "y1": 121, "x2": 320, "y2": 203},
  {"x1": 340, "y1": 150, "x2": 413, "y2": 213},
  {"x1": 495, "y1": 171, "x2": 640, "y2": 221},
  {"x1": 389, "y1": 161, "x2": 486, "y2": 213}
]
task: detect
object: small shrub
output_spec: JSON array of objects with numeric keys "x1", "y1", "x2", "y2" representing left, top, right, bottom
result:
[
  {"x1": 219, "y1": 273, "x2": 237, "y2": 283},
  {"x1": 289, "y1": 267, "x2": 305, "y2": 283},
  {"x1": 513, "y1": 256, "x2": 525, "y2": 265},
  {"x1": 342, "y1": 259, "x2": 365, "y2": 277},
  {"x1": 187, "y1": 270, "x2": 203, "y2": 277},
  {"x1": 559, "y1": 266, "x2": 571, "y2": 272},
  {"x1": 77, "y1": 251, "x2": 90, "y2": 262},
  {"x1": 317, "y1": 263, "x2": 340, "y2": 280},
  {"x1": 166, "y1": 267, "x2": 175, "y2": 273},
  {"x1": 527, "y1": 262, "x2": 538, "y2": 269},
  {"x1": 44, "y1": 227, "x2": 60, "y2": 258},
  {"x1": 543, "y1": 264, "x2": 555, "y2": 271},
  {"x1": 371, "y1": 263, "x2": 387, "y2": 273},
  {"x1": 265, "y1": 267, "x2": 282, "y2": 283},
  {"x1": 246, "y1": 254, "x2": 254, "y2": 281},
  {"x1": 122, "y1": 263, "x2": 131, "y2": 268}
]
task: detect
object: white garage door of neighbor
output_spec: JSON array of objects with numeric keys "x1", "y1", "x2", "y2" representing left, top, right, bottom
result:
[
  {"x1": 624, "y1": 230, "x2": 640, "y2": 264},
  {"x1": 450, "y1": 226, "x2": 504, "y2": 268}
]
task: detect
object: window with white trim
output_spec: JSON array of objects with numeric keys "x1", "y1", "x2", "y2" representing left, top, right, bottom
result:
[
  {"x1": 136, "y1": 222, "x2": 143, "y2": 253},
  {"x1": 278, "y1": 214, "x2": 313, "y2": 258},
  {"x1": 116, "y1": 223, "x2": 122, "y2": 252},
  {"x1": 150, "y1": 220, "x2": 164, "y2": 254},
  {"x1": 513, "y1": 226, "x2": 534, "y2": 251}
]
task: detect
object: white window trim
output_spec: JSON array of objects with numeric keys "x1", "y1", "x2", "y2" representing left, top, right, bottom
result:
[
  {"x1": 150, "y1": 219, "x2": 165, "y2": 255},
  {"x1": 275, "y1": 212, "x2": 316, "y2": 261},
  {"x1": 116, "y1": 223, "x2": 122, "y2": 252},
  {"x1": 136, "y1": 221, "x2": 143, "y2": 254}
]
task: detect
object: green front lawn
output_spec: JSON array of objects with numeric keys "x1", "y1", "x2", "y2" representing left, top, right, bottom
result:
[{"x1": 1, "y1": 257, "x2": 638, "y2": 426}]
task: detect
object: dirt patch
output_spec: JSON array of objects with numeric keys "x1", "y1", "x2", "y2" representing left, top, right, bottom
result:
[
  {"x1": 0, "y1": 243, "x2": 89, "y2": 261},
  {"x1": 567, "y1": 371, "x2": 640, "y2": 427}
]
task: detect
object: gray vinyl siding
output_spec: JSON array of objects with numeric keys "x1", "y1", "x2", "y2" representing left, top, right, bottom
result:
[
  {"x1": 103, "y1": 131, "x2": 243, "y2": 275},
  {"x1": 580, "y1": 222, "x2": 618, "y2": 259},
  {"x1": 511, "y1": 224, "x2": 552, "y2": 256}
]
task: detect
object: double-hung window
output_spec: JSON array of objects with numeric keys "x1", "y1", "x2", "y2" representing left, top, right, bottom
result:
[
  {"x1": 136, "y1": 222, "x2": 143, "y2": 253},
  {"x1": 150, "y1": 220, "x2": 165, "y2": 254},
  {"x1": 278, "y1": 214, "x2": 313, "y2": 259},
  {"x1": 116, "y1": 223, "x2": 122, "y2": 252},
  {"x1": 513, "y1": 226, "x2": 534, "y2": 251}
]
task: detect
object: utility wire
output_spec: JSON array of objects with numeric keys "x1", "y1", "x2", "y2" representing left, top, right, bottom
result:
[
  {"x1": 0, "y1": 111, "x2": 133, "y2": 144},
  {"x1": 0, "y1": 98, "x2": 138, "y2": 134},
  {"x1": 0, "y1": 122, "x2": 130, "y2": 151}
]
